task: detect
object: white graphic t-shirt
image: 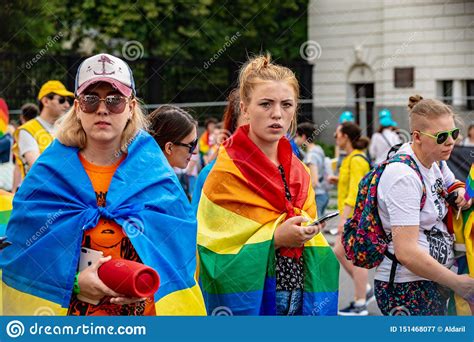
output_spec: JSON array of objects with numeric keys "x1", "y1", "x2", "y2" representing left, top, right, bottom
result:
[{"x1": 375, "y1": 143, "x2": 455, "y2": 283}]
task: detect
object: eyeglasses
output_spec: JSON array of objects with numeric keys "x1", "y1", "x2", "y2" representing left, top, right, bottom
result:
[
  {"x1": 416, "y1": 128, "x2": 460, "y2": 144},
  {"x1": 173, "y1": 138, "x2": 198, "y2": 154},
  {"x1": 78, "y1": 95, "x2": 129, "y2": 114}
]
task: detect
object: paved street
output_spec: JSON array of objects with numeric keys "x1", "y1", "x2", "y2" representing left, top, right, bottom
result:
[{"x1": 323, "y1": 191, "x2": 382, "y2": 316}]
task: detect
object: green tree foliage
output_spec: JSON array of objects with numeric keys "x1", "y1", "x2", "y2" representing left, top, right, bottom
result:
[
  {"x1": 1, "y1": 0, "x2": 62, "y2": 52},
  {"x1": 1, "y1": 0, "x2": 310, "y2": 111},
  {"x1": 4, "y1": 0, "x2": 309, "y2": 60}
]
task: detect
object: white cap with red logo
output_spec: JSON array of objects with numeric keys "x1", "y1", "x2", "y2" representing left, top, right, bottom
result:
[{"x1": 75, "y1": 53, "x2": 136, "y2": 97}]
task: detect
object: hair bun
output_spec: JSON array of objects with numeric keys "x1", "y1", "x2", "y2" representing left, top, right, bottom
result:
[
  {"x1": 408, "y1": 94, "x2": 423, "y2": 110},
  {"x1": 263, "y1": 55, "x2": 269, "y2": 67},
  {"x1": 248, "y1": 53, "x2": 271, "y2": 71}
]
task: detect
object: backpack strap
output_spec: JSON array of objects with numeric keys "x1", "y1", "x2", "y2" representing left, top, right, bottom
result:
[
  {"x1": 348, "y1": 153, "x2": 371, "y2": 177},
  {"x1": 387, "y1": 154, "x2": 427, "y2": 209},
  {"x1": 384, "y1": 251, "x2": 399, "y2": 288},
  {"x1": 352, "y1": 153, "x2": 371, "y2": 167},
  {"x1": 380, "y1": 132, "x2": 392, "y2": 148},
  {"x1": 386, "y1": 143, "x2": 403, "y2": 161},
  {"x1": 438, "y1": 160, "x2": 444, "y2": 171}
]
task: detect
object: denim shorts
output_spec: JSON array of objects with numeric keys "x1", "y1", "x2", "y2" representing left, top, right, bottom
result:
[
  {"x1": 315, "y1": 192, "x2": 329, "y2": 218},
  {"x1": 276, "y1": 289, "x2": 303, "y2": 316}
]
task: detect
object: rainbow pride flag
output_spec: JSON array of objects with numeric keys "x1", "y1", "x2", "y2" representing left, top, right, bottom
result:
[
  {"x1": 0, "y1": 189, "x2": 13, "y2": 316},
  {"x1": 448, "y1": 207, "x2": 474, "y2": 315},
  {"x1": 0, "y1": 190, "x2": 12, "y2": 237},
  {"x1": 465, "y1": 164, "x2": 474, "y2": 201},
  {"x1": 0, "y1": 98, "x2": 9, "y2": 137},
  {"x1": 198, "y1": 125, "x2": 339, "y2": 315},
  {"x1": 198, "y1": 130, "x2": 211, "y2": 156}
]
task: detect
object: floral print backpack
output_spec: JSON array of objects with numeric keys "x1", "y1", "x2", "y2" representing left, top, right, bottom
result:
[{"x1": 342, "y1": 154, "x2": 426, "y2": 285}]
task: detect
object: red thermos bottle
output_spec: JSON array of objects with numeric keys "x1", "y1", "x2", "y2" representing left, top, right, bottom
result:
[{"x1": 98, "y1": 259, "x2": 160, "y2": 298}]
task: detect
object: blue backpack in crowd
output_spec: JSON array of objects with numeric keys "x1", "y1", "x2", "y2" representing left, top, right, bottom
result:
[{"x1": 342, "y1": 153, "x2": 426, "y2": 286}]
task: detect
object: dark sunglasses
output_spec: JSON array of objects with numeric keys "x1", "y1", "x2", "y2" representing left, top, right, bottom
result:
[
  {"x1": 78, "y1": 95, "x2": 129, "y2": 114},
  {"x1": 416, "y1": 128, "x2": 460, "y2": 144},
  {"x1": 173, "y1": 138, "x2": 198, "y2": 154},
  {"x1": 56, "y1": 96, "x2": 70, "y2": 105}
]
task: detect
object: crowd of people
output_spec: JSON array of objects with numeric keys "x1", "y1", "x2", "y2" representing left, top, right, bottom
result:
[{"x1": 0, "y1": 52, "x2": 473, "y2": 317}]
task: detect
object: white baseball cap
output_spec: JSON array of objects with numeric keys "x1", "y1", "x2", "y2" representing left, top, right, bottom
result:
[{"x1": 75, "y1": 53, "x2": 136, "y2": 97}]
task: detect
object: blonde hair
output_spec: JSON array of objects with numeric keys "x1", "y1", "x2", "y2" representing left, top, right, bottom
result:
[
  {"x1": 56, "y1": 98, "x2": 148, "y2": 153},
  {"x1": 408, "y1": 94, "x2": 456, "y2": 131},
  {"x1": 239, "y1": 53, "x2": 300, "y2": 136}
]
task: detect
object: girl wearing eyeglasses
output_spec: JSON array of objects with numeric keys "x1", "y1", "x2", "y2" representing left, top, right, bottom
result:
[
  {"x1": 374, "y1": 94, "x2": 474, "y2": 315},
  {"x1": 1, "y1": 53, "x2": 205, "y2": 316}
]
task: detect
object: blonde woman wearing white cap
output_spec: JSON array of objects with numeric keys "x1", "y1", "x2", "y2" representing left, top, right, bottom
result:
[{"x1": 1, "y1": 53, "x2": 206, "y2": 316}]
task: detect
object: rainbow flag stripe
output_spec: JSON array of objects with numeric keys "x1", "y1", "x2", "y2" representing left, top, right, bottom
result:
[
  {"x1": 0, "y1": 189, "x2": 13, "y2": 316},
  {"x1": 197, "y1": 125, "x2": 339, "y2": 316},
  {"x1": 0, "y1": 98, "x2": 9, "y2": 137},
  {"x1": 0, "y1": 190, "x2": 12, "y2": 236},
  {"x1": 465, "y1": 164, "x2": 474, "y2": 201},
  {"x1": 449, "y1": 208, "x2": 474, "y2": 315}
]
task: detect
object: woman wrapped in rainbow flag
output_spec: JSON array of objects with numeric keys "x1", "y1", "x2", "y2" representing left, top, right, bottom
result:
[{"x1": 197, "y1": 54, "x2": 339, "y2": 316}]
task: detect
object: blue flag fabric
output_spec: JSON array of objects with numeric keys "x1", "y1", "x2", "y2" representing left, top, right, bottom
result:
[{"x1": 0, "y1": 131, "x2": 205, "y2": 314}]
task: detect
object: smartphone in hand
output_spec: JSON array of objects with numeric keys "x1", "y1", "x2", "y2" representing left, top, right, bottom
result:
[
  {"x1": 308, "y1": 212, "x2": 339, "y2": 226},
  {"x1": 78, "y1": 247, "x2": 104, "y2": 271}
]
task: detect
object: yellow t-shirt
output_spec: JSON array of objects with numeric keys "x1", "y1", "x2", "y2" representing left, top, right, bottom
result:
[{"x1": 337, "y1": 149, "x2": 370, "y2": 217}]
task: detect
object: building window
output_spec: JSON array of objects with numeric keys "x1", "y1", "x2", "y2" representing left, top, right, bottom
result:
[
  {"x1": 394, "y1": 67, "x2": 414, "y2": 88},
  {"x1": 468, "y1": 80, "x2": 474, "y2": 110},
  {"x1": 441, "y1": 80, "x2": 453, "y2": 105}
]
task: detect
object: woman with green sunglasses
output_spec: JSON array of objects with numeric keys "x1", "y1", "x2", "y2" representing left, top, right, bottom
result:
[
  {"x1": 374, "y1": 94, "x2": 474, "y2": 316},
  {"x1": 416, "y1": 128, "x2": 460, "y2": 145}
]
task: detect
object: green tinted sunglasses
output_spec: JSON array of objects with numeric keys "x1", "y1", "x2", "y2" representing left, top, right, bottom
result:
[{"x1": 417, "y1": 128, "x2": 460, "y2": 144}]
